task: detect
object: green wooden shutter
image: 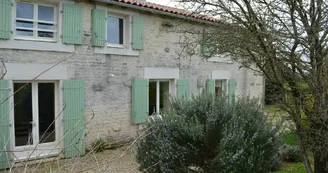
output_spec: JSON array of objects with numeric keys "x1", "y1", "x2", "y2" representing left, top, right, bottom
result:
[
  {"x1": 206, "y1": 79, "x2": 215, "y2": 95},
  {"x1": 0, "y1": 80, "x2": 11, "y2": 169},
  {"x1": 62, "y1": 4, "x2": 82, "y2": 45},
  {"x1": 0, "y1": 0, "x2": 12, "y2": 39},
  {"x1": 63, "y1": 80, "x2": 85, "y2": 158},
  {"x1": 132, "y1": 79, "x2": 148, "y2": 124},
  {"x1": 177, "y1": 79, "x2": 190, "y2": 100},
  {"x1": 132, "y1": 16, "x2": 144, "y2": 50},
  {"x1": 228, "y1": 79, "x2": 236, "y2": 104},
  {"x1": 202, "y1": 43, "x2": 212, "y2": 57},
  {"x1": 91, "y1": 9, "x2": 106, "y2": 47}
]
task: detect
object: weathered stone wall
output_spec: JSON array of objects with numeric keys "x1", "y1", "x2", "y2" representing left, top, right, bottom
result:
[{"x1": 0, "y1": 1, "x2": 264, "y2": 146}]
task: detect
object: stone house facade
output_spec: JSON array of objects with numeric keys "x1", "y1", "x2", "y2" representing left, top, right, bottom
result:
[{"x1": 0, "y1": 0, "x2": 264, "y2": 168}]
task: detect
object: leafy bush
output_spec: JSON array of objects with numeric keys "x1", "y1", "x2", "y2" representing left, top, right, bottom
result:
[
  {"x1": 280, "y1": 144, "x2": 303, "y2": 162},
  {"x1": 136, "y1": 94, "x2": 281, "y2": 173},
  {"x1": 282, "y1": 132, "x2": 298, "y2": 146}
]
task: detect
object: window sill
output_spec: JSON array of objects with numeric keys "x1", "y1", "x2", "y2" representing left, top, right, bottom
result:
[
  {"x1": 95, "y1": 47, "x2": 139, "y2": 56},
  {"x1": 0, "y1": 39, "x2": 74, "y2": 52},
  {"x1": 15, "y1": 37, "x2": 57, "y2": 43}
]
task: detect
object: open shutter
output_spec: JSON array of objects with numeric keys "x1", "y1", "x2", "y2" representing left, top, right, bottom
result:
[
  {"x1": 177, "y1": 79, "x2": 190, "y2": 100},
  {"x1": 206, "y1": 79, "x2": 215, "y2": 95},
  {"x1": 63, "y1": 80, "x2": 85, "y2": 158},
  {"x1": 0, "y1": 0, "x2": 12, "y2": 39},
  {"x1": 228, "y1": 79, "x2": 236, "y2": 104},
  {"x1": 62, "y1": 4, "x2": 82, "y2": 45},
  {"x1": 202, "y1": 43, "x2": 212, "y2": 57},
  {"x1": 132, "y1": 16, "x2": 144, "y2": 50},
  {"x1": 91, "y1": 9, "x2": 106, "y2": 47},
  {"x1": 132, "y1": 79, "x2": 148, "y2": 124},
  {"x1": 0, "y1": 80, "x2": 11, "y2": 169}
]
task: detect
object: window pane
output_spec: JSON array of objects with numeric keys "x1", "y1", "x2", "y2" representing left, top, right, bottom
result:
[
  {"x1": 107, "y1": 16, "x2": 124, "y2": 44},
  {"x1": 16, "y1": 20, "x2": 33, "y2": 28},
  {"x1": 38, "y1": 23, "x2": 54, "y2": 30},
  {"x1": 38, "y1": 83, "x2": 55, "y2": 144},
  {"x1": 16, "y1": 29, "x2": 33, "y2": 36},
  {"x1": 38, "y1": 31, "x2": 54, "y2": 38},
  {"x1": 38, "y1": 5, "x2": 54, "y2": 22},
  {"x1": 14, "y1": 83, "x2": 33, "y2": 146},
  {"x1": 160, "y1": 81, "x2": 169, "y2": 111},
  {"x1": 148, "y1": 81, "x2": 156, "y2": 115},
  {"x1": 16, "y1": 2, "x2": 34, "y2": 19}
]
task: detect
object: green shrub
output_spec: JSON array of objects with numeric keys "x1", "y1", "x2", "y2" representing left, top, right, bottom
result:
[
  {"x1": 280, "y1": 144, "x2": 303, "y2": 162},
  {"x1": 91, "y1": 138, "x2": 108, "y2": 153},
  {"x1": 136, "y1": 94, "x2": 281, "y2": 173},
  {"x1": 211, "y1": 99, "x2": 281, "y2": 173},
  {"x1": 282, "y1": 132, "x2": 298, "y2": 146}
]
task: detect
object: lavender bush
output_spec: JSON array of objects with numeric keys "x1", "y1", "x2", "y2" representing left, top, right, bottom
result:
[{"x1": 136, "y1": 94, "x2": 280, "y2": 173}]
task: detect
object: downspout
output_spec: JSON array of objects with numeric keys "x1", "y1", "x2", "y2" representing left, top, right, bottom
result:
[{"x1": 93, "y1": 0, "x2": 220, "y2": 26}]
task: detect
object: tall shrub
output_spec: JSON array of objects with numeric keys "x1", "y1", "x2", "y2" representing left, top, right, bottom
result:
[{"x1": 136, "y1": 94, "x2": 280, "y2": 173}]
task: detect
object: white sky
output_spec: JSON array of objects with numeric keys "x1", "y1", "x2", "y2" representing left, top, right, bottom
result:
[{"x1": 146, "y1": 0, "x2": 178, "y2": 7}]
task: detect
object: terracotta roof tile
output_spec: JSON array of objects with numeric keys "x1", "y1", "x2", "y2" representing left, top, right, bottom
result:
[{"x1": 109, "y1": 0, "x2": 218, "y2": 22}]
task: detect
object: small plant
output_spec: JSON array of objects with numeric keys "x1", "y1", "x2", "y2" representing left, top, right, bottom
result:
[
  {"x1": 280, "y1": 144, "x2": 303, "y2": 162},
  {"x1": 91, "y1": 138, "x2": 108, "y2": 153}
]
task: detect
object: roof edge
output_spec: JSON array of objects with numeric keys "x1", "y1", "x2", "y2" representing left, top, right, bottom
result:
[{"x1": 94, "y1": 0, "x2": 221, "y2": 26}]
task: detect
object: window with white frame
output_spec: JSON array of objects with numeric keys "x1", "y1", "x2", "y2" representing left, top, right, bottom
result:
[
  {"x1": 15, "y1": 2, "x2": 57, "y2": 41},
  {"x1": 107, "y1": 15, "x2": 124, "y2": 46},
  {"x1": 215, "y1": 80, "x2": 227, "y2": 97},
  {"x1": 13, "y1": 81, "x2": 57, "y2": 147},
  {"x1": 148, "y1": 80, "x2": 170, "y2": 115}
]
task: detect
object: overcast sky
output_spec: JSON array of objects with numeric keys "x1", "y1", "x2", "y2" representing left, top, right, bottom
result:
[{"x1": 146, "y1": 0, "x2": 178, "y2": 6}]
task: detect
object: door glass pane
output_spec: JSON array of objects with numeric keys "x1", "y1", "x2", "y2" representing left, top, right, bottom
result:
[
  {"x1": 38, "y1": 5, "x2": 54, "y2": 22},
  {"x1": 160, "y1": 81, "x2": 169, "y2": 111},
  {"x1": 148, "y1": 81, "x2": 156, "y2": 115},
  {"x1": 107, "y1": 16, "x2": 124, "y2": 44},
  {"x1": 16, "y1": 2, "x2": 34, "y2": 19},
  {"x1": 215, "y1": 80, "x2": 226, "y2": 97},
  {"x1": 14, "y1": 83, "x2": 33, "y2": 146},
  {"x1": 38, "y1": 83, "x2": 55, "y2": 143}
]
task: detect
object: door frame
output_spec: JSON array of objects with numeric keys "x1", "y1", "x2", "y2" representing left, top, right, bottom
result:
[{"x1": 8, "y1": 80, "x2": 63, "y2": 161}]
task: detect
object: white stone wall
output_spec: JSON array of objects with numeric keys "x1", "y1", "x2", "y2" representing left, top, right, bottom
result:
[{"x1": 0, "y1": 2, "x2": 264, "y2": 146}]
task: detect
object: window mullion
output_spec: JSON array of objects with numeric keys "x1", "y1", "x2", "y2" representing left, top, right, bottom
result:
[
  {"x1": 32, "y1": 82, "x2": 40, "y2": 145},
  {"x1": 156, "y1": 81, "x2": 160, "y2": 115},
  {"x1": 33, "y1": 4, "x2": 38, "y2": 38}
]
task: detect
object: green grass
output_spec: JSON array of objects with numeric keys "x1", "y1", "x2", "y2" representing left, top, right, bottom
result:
[{"x1": 275, "y1": 162, "x2": 307, "y2": 173}]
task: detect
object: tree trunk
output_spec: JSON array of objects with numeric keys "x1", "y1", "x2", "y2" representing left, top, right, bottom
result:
[{"x1": 314, "y1": 152, "x2": 328, "y2": 173}]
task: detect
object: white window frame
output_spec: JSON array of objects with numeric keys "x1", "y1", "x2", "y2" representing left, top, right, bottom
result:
[
  {"x1": 14, "y1": 1, "x2": 57, "y2": 42},
  {"x1": 212, "y1": 70, "x2": 230, "y2": 96},
  {"x1": 215, "y1": 79, "x2": 228, "y2": 96},
  {"x1": 148, "y1": 79, "x2": 172, "y2": 115},
  {"x1": 0, "y1": 0, "x2": 74, "y2": 52},
  {"x1": 8, "y1": 80, "x2": 63, "y2": 161},
  {"x1": 106, "y1": 13, "x2": 126, "y2": 48},
  {"x1": 95, "y1": 5, "x2": 140, "y2": 56}
]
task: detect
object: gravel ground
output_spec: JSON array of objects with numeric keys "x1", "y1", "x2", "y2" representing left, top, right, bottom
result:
[{"x1": 1, "y1": 146, "x2": 141, "y2": 173}]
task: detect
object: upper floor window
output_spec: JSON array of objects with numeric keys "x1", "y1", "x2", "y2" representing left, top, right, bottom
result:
[
  {"x1": 15, "y1": 2, "x2": 56, "y2": 41},
  {"x1": 107, "y1": 15, "x2": 124, "y2": 46}
]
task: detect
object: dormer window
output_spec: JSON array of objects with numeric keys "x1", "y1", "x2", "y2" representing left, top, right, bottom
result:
[{"x1": 15, "y1": 2, "x2": 57, "y2": 41}]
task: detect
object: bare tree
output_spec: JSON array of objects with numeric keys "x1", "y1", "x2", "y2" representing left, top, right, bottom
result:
[{"x1": 176, "y1": 0, "x2": 328, "y2": 173}]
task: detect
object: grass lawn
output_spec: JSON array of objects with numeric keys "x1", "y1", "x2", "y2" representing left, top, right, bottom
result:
[
  {"x1": 265, "y1": 105, "x2": 313, "y2": 173},
  {"x1": 275, "y1": 162, "x2": 306, "y2": 173}
]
